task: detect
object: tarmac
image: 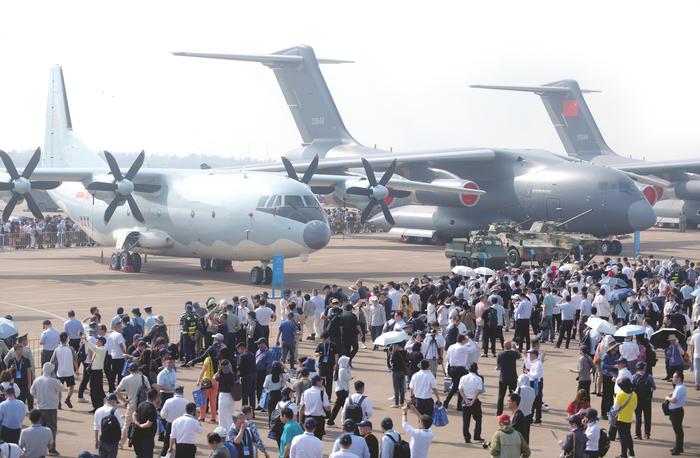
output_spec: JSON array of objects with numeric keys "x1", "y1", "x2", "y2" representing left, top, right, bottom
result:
[{"x1": 0, "y1": 227, "x2": 698, "y2": 457}]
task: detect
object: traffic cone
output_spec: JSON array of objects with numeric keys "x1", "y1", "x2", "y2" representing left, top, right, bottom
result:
[{"x1": 100, "y1": 249, "x2": 104, "y2": 265}]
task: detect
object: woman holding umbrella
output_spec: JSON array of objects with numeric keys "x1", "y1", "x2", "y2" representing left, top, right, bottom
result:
[{"x1": 664, "y1": 335, "x2": 685, "y2": 381}]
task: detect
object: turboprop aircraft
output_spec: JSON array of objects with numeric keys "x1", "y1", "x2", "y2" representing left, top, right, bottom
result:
[
  {"x1": 0, "y1": 66, "x2": 482, "y2": 283},
  {"x1": 174, "y1": 45, "x2": 656, "y2": 247}
]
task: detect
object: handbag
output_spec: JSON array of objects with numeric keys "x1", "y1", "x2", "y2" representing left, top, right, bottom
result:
[
  {"x1": 200, "y1": 379, "x2": 213, "y2": 390},
  {"x1": 661, "y1": 399, "x2": 671, "y2": 416},
  {"x1": 432, "y1": 403, "x2": 449, "y2": 427},
  {"x1": 681, "y1": 352, "x2": 691, "y2": 370},
  {"x1": 258, "y1": 388, "x2": 269, "y2": 410},
  {"x1": 231, "y1": 381, "x2": 242, "y2": 401},
  {"x1": 192, "y1": 388, "x2": 206, "y2": 407},
  {"x1": 608, "y1": 392, "x2": 633, "y2": 427}
]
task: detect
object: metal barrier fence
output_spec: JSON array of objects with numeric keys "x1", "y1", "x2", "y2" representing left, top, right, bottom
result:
[{"x1": 0, "y1": 230, "x2": 95, "y2": 250}]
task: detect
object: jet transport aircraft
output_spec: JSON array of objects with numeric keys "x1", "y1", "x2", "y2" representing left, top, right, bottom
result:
[
  {"x1": 175, "y1": 45, "x2": 656, "y2": 248},
  {"x1": 0, "y1": 67, "x2": 482, "y2": 283}
]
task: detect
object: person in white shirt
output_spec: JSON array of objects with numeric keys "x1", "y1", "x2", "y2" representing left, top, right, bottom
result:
[
  {"x1": 619, "y1": 336, "x2": 640, "y2": 369},
  {"x1": 331, "y1": 421, "x2": 370, "y2": 458},
  {"x1": 344, "y1": 381, "x2": 373, "y2": 421},
  {"x1": 160, "y1": 385, "x2": 189, "y2": 456},
  {"x1": 93, "y1": 393, "x2": 123, "y2": 458},
  {"x1": 458, "y1": 363, "x2": 485, "y2": 443},
  {"x1": 689, "y1": 325, "x2": 700, "y2": 390},
  {"x1": 50, "y1": 332, "x2": 77, "y2": 409},
  {"x1": 614, "y1": 358, "x2": 632, "y2": 394},
  {"x1": 408, "y1": 360, "x2": 440, "y2": 417},
  {"x1": 556, "y1": 296, "x2": 576, "y2": 349},
  {"x1": 105, "y1": 322, "x2": 126, "y2": 392},
  {"x1": 290, "y1": 417, "x2": 324, "y2": 458},
  {"x1": 525, "y1": 349, "x2": 544, "y2": 424},
  {"x1": 401, "y1": 403, "x2": 433, "y2": 458},
  {"x1": 387, "y1": 283, "x2": 402, "y2": 312},
  {"x1": 39, "y1": 320, "x2": 61, "y2": 366},
  {"x1": 582, "y1": 408, "x2": 601, "y2": 456},
  {"x1": 513, "y1": 293, "x2": 532, "y2": 350},
  {"x1": 169, "y1": 402, "x2": 204, "y2": 457},
  {"x1": 330, "y1": 433, "x2": 362, "y2": 458},
  {"x1": 593, "y1": 289, "x2": 611, "y2": 320},
  {"x1": 299, "y1": 376, "x2": 331, "y2": 439},
  {"x1": 443, "y1": 334, "x2": 469, "y2": 410},
  {"x1": 422, "y1": 323, "x2": 445, "y2": 377},
  {"x1": 255, "y1": 301, "x2": 277, "y2": 341},
  {"x1": 368, "y1": 298, "x2": 387, "y2": 347},
  {"x1": 116, "y1": 363, "x2": 151, "y2": 445}
]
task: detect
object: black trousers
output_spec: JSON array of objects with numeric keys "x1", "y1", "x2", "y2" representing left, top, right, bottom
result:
[
  {"x1": 259, "y1": 325, "x2": 270, "y2": 341},
  {"x1": 461, "y1": 399, "x2": 482, "y2": 441},
  {"x1": 343, "y1": 337, "x2": 359, "y2": 361},
  {"x1": 601, "y1": 375, "x2": 615, "y2": 418},
  {"x1": 557, "y1": 319, "x2": 574, "y2": 348},
  {"x1": 304, "y1": 415, "x2": 326, "y2": 439},
  {"x1": 160, "y1": 420, "x2": 172, "y2": 456},
  {"x1": 578, "y1": 379, "x2": 591, "y2": 397},
  {"x1": 617, "y1": 421, "x2": 634, "y2": 457},
  {"x1": 78, "y1": 362, "x2": 91, "y2": 398},
  {"x1": 444, "y1": 366, "x2": 467, "y2": 408},
  {"x1": 134, "y1": 435, "x2": 155, "y2": 458},
  {"x1": 553, "y1": 315, "x2": 562, "y2": 338},
  {"x1": 329, "y1": 389, "x2": 348, "y2": 422},
  {"x1": 482, "y1": 327, "x2": 496, "y2": 355},
  {"x1": 90, "y1": 369, "x2": 105, "y2": 409},
  {"x1": 69, "y1": 338, "x2": 81, "y2": 352},
  {"x1": 634, "y1": 396, "x2": 652, "y2": 437},
  {"x1": 107, "y1": 358, "x2": 124, "y2": 393},
  {"x1": 495, "y1": 326, "x2": 505, "y2": 349},
  {"x1": 240, "y1": 374, "x2": 256, "y2": 409},
  {"x1": 174, "y1": 443, "x2": 196, "y2": 458},
  {"x1": 497, "y1": 380, "x2": 517, "y2": 415},
  {"x1": 415, "y1": 397, "x2": 435, "y2": 418},
  {"x1": 669, "y1": 407, "x2": 684, "y2": 452},
  {"x1": 255, "y1": 369, "x2": 266, "y2": 404},
  {"x1": 530, "y1": 378, "x2": 543, "y2": 422},
  {"x1": 0, "y1": 427, "x2": 20, "y2": 444},
  {"x1": 319, "y1": 365, "x2": 334, "y2": 399},
  {"x1": 515, "y1": 319, "x2": 530, "y2": 350}
]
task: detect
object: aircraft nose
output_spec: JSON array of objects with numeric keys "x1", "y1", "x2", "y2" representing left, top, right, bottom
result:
[
  {"x1": 303, "y1": 220, "x2": 331, "y2": 250},
  {"x1": 627, "y1": 199, "x2": 656, "y2": 231}
]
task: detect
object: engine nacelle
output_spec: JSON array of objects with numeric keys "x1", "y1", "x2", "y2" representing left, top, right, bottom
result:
[
  {"x1": 638, "y1": 184, "x2": 659, "y2": 206},
  {"x1": 138, "y1": 230, "x2": 174, "y2": 249},
  {"x1": 413, "y1": 179, "x2": 481, "y2": 208},
  {"x1": 675, "y1": 180, "x2": 700, "y2": 200}
]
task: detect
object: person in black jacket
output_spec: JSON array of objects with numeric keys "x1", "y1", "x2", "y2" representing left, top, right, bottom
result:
[
  {"x1": 131, "y1": 388, "x2": 160, "y2": 458},
  {"x1": 235, "y1": 342, "x2": 256, "y2": 410},
  {"x1": 390, "y1": 343, "x2": 408, "y2": 407},
  {"x1": 507, "y1": 392, "x2": 527, "y2": 443}
]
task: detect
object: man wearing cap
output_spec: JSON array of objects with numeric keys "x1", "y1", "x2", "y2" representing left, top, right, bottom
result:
[
  {"x1": 299, "y1": 375, "x2": 331, "y2": 439},
  {"x1": 94, "y1": 393, "x2": 123, "y2": 458},
  {"x1": 40, "y1": 319, "x2": 61, "y2": 365},
  {"x1": 331, "y1": 419, "x2": 371, "y2": 458},
  {"x1": 0, "y1": 384, "x2": 27, "y2": 443},
  {"x1": 290, "y1": 417, "x2": 324, "y2": 458},
  {"x1": 179, "y1": 303, "x2": 199, "y2": 364},
  {"x1": 488, "y1": 413, "x2": 529, "y2": 458},
  {"x1": 614, "y1": 357, "x2": 632, "y2": 395},
  {"x1": 558, "y1": 414, "x2": 586, "y2": 457},
  {"x1": 330, "y1": 434, "x2": 359, "y2": 458},
  {"x1": 143, "y1": 306, "x2": 156, "y2": 335},
  {"x1": 116, "y1": 362, "x2": 151, "y2": 445},
  {"x1": 129, "y1": 307, "x2": 144, "y2": 335},
  {"x1": 358, "y1": 420, "x2": 378, "y2": 458},
  {"x1": 160, "y1": 385, "x2": 188, "y2": 457},
  {"x1": 379, "y1": 417, "x2": 401, "y2": 458}
]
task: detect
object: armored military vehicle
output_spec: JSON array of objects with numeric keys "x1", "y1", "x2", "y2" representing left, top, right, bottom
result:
[
  {"x1": 527, "y1": 220, "x2": 609, "y2": 258},
  {"x1": 489, "y1": 222, "x2": 570, "y2": 267},
  {"x1": 445, "y1": 233, "x2": 508, "y2": 269}
]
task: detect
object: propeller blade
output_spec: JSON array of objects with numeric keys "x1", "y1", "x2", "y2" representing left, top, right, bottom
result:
[
  {"x1": 0, "y1": 150, "x2": 19, "y2": 180},
  {"x1": 31, "y1": 181, "x2": 61, "y2": 190},
  {"x1": 24, "y1": 194, "x2": 44, "y2": 220},
  {"x1": 281, "y1": 157, "x2": 299, "y2": 182},
  {"x1": 87, "y1": 182, "x2": 118, "y2": 192},
  {"x1": 380, "y1": 201, "x2": 395, "y2": 225},
  {"x1": 21, "y1": 148, "x2": 41, "y2": 178},
  {"x1": 346, "y1": 186, "x2": 373, "y2": 196},
  {"x1": 104, "y1": 197, "x2": 123, "y2": 223},
  {"x1": 388, "y1": 189, "x2": 411, "y2": 198},
  {"x1": 0, "y1": 183, "x2": 13, "y2": 191},
  {"x1": 133, "y1": 183, "x2": 161, "y2": 193},
  {"x1": 103, "y1": 151, "x2": 123, "y2": 181},
  {"x1": 2, "y1": 193, "x2": 21, "y2": 221},
  {"x1": 125, "y1": 151, "x2": 145, "y2": 181},
  {"x1": 126, "y1": 195, "x2": 145, "y2": 222},
  {"x1": 360, "y1": 200, "x2": 377, "y2": 224},
  {"x1": 310, "y1": 186, "x2": 335, "y2": 195},
  {"x1": 300, "y1": 155, "x2": 319, "y2": 184},
  {"x1": 361, "y1": 158, "x2": 378, "y2": 187},
  {"x1": 379, "y1": 159, "x2": 397, "y2": 186}
]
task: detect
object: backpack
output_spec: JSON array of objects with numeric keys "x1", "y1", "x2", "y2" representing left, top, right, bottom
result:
[
  {"x1": 598, "y1": 428, "x2": 611, "y2": 457},
  {"x1": 580, "y1": 330, "x2": 592, "y2": 350},
  {"x1": 385, "y1": 432, "x2": 411, "y2": 458},
  {"x1": 343, "y1": 395, "x2": 366, "y2": 424},
  {"x1": 484, "y1": 307, "x2": 498, "y2": 329},
  {"x1": 101, "y1": 408, "x2": 122, "y2": 444},
  {"x1": 135, "y1": 375, "x2": 149, "y2": 406},
  {"x1": 268, "y1": 401, "x2": 292, "y2": 441}
]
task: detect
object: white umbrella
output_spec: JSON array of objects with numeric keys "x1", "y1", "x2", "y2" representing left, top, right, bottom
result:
[
  {"x1": 614, "y1": 324, "x2": 645, "y2": 338},
  {"x1": 559, "y1": 263, "x2": 579, "y2": 272},
  {"x1": 474, "y1": 266, "x2": 495, "y2": 276},
  {"x1": 0, "y1": 318, "x2": 18, "y2": 340},
  {"x1": 451, "y1": 265, "x2": 475, "y2": 277},
  {"x1": 585, "y1": 316, "x2": 617, "y2": 335},
  {"x1": 373, "y1": 331, "x2": 409, "y2": 347},
  {"x1": 601, "y1": 277, "x2": 628, "y2": 288}
]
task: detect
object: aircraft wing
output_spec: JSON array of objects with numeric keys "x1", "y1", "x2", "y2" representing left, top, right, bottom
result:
[
  {"x1": 611, "y1": 161, "x2": 700, "y2": 176},
  {"x1": 241, "y1": 148, "x2": 496, "y2": 173},
  {"x1": 27, "y1": 168, "x2": 167, "y2": 183},
  {"x1": 309, "y1": 174, "x2": 486, "y2": 196}
]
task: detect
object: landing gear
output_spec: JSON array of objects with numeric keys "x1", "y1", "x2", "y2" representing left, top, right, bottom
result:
[
  {"x1": 610, "y1": 240, "x2": 622, "y2": 255},
  {"x1": 250, "y1": 262, "x2": 272, "y2": 285},
  {"x1": 200, "y1": 258, "x2": 212, "y2": 271},
  {"x1": 600, "y1": 240, "x2": 611, "y2": 256},
  {"x1": 250, "y1": 266, "x2": 263, "y2": 285},
  {"x1": 263, "y1": 266, "x2": 273, "y2": 285},
  {"x1": 200, "y1": 258, "x2": 233, "y2": 272},
  {"x1": 110, "y1": 251, "x2": 142, "y2": 272}
]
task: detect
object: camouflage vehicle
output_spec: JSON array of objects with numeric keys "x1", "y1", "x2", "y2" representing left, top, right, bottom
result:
[
  {"x1": 489, "y1": 222, "x2": 570, "y2": 267},
  {"x1": 527, "y1": 220, "x2": 609, "y2": 258},
  {"x1": 445, "y1": 233, "x2": 508, "y2": 269}
]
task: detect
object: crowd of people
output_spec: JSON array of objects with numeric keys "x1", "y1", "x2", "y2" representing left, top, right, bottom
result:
[
  {"x1": 0, "y1": 254, "x2": 697, "y2": 457},
  {"x1": 0, "y1": 215, "x2": 92, "y2": 249}
]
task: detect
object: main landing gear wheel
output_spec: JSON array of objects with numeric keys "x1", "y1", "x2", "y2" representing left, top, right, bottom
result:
[
  {"x1": 600, "y1": 240, "x2": 611, "y2": 255},
  {"x1": 263, "y1": 267, "x2": 273, "y2": 285},
  {"x1": 200, "y1": 258, "x2": 212, "y2": 271},
  {"x1": 120, "y1": 252, "x2": 131, "y2": 270},
  {"x1": 131, "y1": 253, "x2": 142, "y2": 273},
  {"x1": 611, "y1": 240, "x2": 622, "y2": 255},
  {"x1": 250, "y1": 266, "x2": 264, "y2": 285},
  {"x1": 110, "y1": 253, "x2": 121, "y2": 271}
]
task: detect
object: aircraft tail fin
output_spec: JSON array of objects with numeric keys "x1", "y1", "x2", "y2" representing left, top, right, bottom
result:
[
  {"x1": 471, "y1": 80, "x2": 618, "y2": 160},
  {"x1": 174, "y1": 45, "x2": 357, "y2": 147},
  {"x1": 44, "y1": 65, "x2": 105, "y2": 168}
]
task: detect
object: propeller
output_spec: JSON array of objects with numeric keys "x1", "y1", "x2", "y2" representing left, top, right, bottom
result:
[
  {"x1": 345, "y1": 158, "x2": 410, "y2": 225},
  {"x1": 0, "y1": 147, "x2": 60, "y2": 222},
  {"x1": 281, "y1": 155, "x2": 335, "y2": 194},
  {"x1": 86, "y1": 151, "x2": 161, "y2": 223}
]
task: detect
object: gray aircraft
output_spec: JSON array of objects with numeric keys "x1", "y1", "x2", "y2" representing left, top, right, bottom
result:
[
  {"x1": 472, "y1": 80, "x2": 700, "y2": 228},
  {"x1": 175, "y1": 45, "x2": 655, "y2": 241}
]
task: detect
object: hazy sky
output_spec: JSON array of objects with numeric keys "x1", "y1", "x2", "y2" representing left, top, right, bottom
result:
[{"x1": 1, "y1": 1, "x2": 699, "y2": 162}]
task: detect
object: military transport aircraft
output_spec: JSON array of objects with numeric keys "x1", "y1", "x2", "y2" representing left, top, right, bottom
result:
[
  {"x1": 471, "y1": 80, "x2": 700, "y2": 228},
  {"x1": 174, "y1": 45, "x2": 656, "y2": 248},
  {"x1": 0, "y1": 66, "x2": 481, "y2": 283}
]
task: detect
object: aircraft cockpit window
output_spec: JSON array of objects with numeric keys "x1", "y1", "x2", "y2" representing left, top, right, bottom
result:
[
  {"x1": 272, "y1": 195, "x2": 282, "y2": 208},
  {"x1": 257, "y1": 195, "x2": 269, "y2": 208},
  {"x1": 284, "y1": 195, "x2": 305, "y2": 208},
  {"x1": 618, "y1": 181, "x2": 634, "y2": 193},
  {"x1": 303, "y1": 195, "x2": 320, "y2": 207}
]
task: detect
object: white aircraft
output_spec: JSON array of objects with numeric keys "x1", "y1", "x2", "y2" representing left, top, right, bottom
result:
[{"x1": 0, "y1": 66, "x2": 484, "y2": 283}]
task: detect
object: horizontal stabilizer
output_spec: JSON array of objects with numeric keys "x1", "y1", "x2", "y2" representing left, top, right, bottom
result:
[
  {"x1": 173, "y1": 52, "x2": 353, "y2": 65},
  {"x1": 470, "y1": 84, "x2": 600, "y2": 94}
]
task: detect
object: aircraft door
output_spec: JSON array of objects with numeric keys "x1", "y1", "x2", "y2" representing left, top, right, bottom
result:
[{"x1": 546, "y1": 198, "x2": 562, "y2": 220}]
